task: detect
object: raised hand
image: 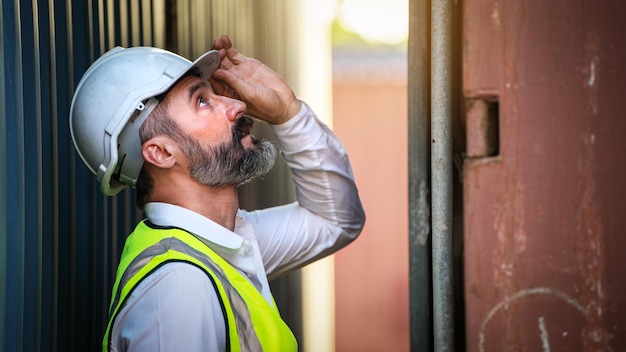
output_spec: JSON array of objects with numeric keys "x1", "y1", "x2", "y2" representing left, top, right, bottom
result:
[{"x1": 210, "y1": 35, "x2": 302, "y2": 124}]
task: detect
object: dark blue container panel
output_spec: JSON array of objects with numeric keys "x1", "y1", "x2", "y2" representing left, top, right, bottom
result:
[
  {"x1": 1, "y1": 1, "x2": 152, "y2": 350},
  {"x1": 1, "y1": 0, "x2": 300, "y2": 350}
]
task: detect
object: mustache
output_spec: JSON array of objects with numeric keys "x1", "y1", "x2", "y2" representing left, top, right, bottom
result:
[{"x1": 232, "y1": 115, "x2": 254, "y2": 143}]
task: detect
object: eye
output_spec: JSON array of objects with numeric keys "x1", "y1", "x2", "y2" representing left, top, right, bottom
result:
[{"x1": 199, "y1": 97, "x2": 209, "y2": 108}]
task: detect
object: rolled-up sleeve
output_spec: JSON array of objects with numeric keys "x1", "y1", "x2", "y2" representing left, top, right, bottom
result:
[{"x1": 241, "y1": 101, "x2": 366, "y2": 278}]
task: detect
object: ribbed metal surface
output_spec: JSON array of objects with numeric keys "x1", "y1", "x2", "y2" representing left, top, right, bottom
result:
[{"x1": 1, "y1": 1, "x2": 300, "y2": 350}]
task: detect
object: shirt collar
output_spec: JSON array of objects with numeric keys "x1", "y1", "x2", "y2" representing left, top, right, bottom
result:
[{"x1": 144, "y1": 202, "x2": 245, "y2": 250}]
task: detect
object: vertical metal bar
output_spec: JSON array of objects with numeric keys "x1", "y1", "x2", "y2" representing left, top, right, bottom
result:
[
  {"x1": 46, "y1": 1, "x2": 59, "y2": 349},
  {"x1": 408, "y1": 0, "x2": 432, "y2": 350},
  {"x1": 25, "y1": 1, "x2": 43, "y2": 350},
  {"x1": 431, "y1": 0, "x2": 455, "y2": 351},
  {"x1": 2, "y1": 0, "x2": 26, "y2": 350},
  {"x1": 0, "y1": 0, "x2": 7, "y2": 349}
]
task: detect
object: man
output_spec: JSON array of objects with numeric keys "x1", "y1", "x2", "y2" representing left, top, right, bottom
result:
[{"x1": 70, "y1": 35, "x2": 365, "y2": 351}]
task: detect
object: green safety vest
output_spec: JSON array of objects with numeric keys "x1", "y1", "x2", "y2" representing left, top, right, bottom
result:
[{"x1": 103, "y1": 220, "x2": 297, "y2": 351}]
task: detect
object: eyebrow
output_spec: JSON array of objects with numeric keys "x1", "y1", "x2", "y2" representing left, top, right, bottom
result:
[{"x1": 187, "y1": 80, "x2": 211, "y2": 103}]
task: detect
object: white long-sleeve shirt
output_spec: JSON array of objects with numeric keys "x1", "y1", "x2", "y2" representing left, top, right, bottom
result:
[{"x1": 110, "y1": 102, "x2": 365, "y2": 352}]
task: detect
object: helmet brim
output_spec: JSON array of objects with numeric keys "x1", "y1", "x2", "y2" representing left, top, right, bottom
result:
[{"x1": 188, "y1": 50, "x2": 221, "y2": 82}]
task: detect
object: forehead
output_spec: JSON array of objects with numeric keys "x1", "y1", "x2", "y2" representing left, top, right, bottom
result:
[{"x1": 166, "y1": 75, "x2": 213, "y2": 102}]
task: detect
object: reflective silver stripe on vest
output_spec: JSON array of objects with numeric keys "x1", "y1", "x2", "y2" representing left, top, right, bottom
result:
[{"x1": 109, "y1": 237, "x2": 262, "y2": 351}]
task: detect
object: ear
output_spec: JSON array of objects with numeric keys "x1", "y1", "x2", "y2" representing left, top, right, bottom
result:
[{"x1": 141, "y1": 136, "x2": 178, "y2": 169}]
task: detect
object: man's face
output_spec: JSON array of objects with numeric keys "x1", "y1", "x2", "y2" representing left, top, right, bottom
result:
[{"x1": 165, "y1": 75, "x2": 276, "y2": 186}]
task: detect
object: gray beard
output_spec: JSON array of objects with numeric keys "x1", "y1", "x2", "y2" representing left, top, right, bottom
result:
[{"x1": 179, "y1": 119, "x2": 277, "y2": 187}]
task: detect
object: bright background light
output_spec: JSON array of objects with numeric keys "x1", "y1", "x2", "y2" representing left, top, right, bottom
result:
[
  {"x1": 297, "y1": 1, "x2": 408, "y2": 350},
  {"x1": 337, "y1": 0, "x2": 408, "y2": 45}
]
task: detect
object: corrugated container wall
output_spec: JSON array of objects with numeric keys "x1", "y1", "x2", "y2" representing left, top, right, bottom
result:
[{"x1": 0, "y1": 1, "x2": 301, "y2": 350}]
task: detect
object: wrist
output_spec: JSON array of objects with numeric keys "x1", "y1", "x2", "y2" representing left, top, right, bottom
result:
[
  {"x1": 281, "y1": 99, "x2": 302, "y2": 124},
  {"x1": 271, "y1": 101, "x2": 323, "y2": 153}
]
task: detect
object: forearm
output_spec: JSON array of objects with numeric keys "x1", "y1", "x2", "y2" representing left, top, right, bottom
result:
[
  {"x1": 243, "y1": 101, "x2": 365, "y2": 277},
  {"x1": 272, "y1": 101, "x2": 365, "y2": 234}
]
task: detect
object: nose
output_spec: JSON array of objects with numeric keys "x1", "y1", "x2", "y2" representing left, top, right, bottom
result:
[{"x1": 215, "y1": 94, "x2": 247, "y2": 122}]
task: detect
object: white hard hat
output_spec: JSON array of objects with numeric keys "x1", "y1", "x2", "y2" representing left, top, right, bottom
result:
[{"x1": 70, "y1": 46, "x2": 220, "y2": 195}]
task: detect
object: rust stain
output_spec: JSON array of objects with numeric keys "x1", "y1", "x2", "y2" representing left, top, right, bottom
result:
[{"x1": 576, "y1": 131, "x2": 610, "y2": 350}]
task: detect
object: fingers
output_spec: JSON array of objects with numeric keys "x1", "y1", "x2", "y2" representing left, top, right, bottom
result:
[
  {"x1": 214, "y1": 34, "x2": 248, "y2": 67},
  {"x1": 212, "y1": 69, "x2": 247, "y2": 99},
  {"x1": 209, "y1": 77, "x2": 240, "y2": 101},
  {"x1": 211, "y1": 35, "x2": 247, "y2": 99},
  {"x1": 212, "y1": 34, "x2": 231, "y2": 51}
]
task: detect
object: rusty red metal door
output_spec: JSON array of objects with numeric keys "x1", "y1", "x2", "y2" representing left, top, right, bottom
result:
[{"x1": 463, "y1": 1, "x2": 626, "y2": 350}]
